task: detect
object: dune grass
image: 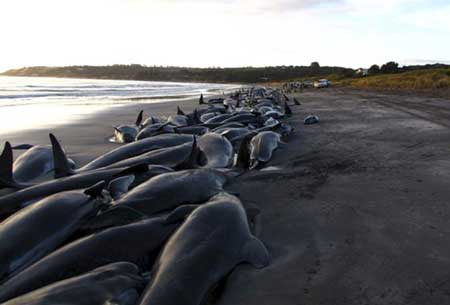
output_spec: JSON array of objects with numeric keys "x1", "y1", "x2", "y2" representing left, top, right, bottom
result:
[{"x1": 339, "y1": 68, "x2": 450, "y2": 91}]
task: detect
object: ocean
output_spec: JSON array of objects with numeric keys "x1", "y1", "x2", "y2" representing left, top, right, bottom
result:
[{"x1": 0, "y1": 76, "x2": 235, "y2": 135}]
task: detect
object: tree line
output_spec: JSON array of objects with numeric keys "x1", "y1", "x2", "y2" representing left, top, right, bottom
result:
[
  {"x1": 2, "y1": 64, "x2": 355, "y2": 83},
  {"x1": 367, "y1": 62, "x2": 449, "y2": 75}
]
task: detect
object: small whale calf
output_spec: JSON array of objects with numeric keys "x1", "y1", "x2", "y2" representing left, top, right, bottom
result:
[
  {"x1": 304, "y1": 114, "x2": 320, "y2": 125},
  {"x1": 114, "y1": 110, "x2": 143, "y2": 143}
]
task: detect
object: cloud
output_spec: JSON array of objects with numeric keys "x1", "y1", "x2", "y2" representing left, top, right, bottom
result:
[{"x1": 147, "y1": 0, "x2": 344, "y2": 14}]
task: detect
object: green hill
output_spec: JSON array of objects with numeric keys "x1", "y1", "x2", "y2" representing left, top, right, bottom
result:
[{"x1": 1, "y1": 65, "x2": 355, "y2": 84}]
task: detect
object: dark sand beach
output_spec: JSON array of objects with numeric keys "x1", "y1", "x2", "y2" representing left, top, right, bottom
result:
[{"x1": 3, "y1": 88, "x2": 450, "y2": 305}]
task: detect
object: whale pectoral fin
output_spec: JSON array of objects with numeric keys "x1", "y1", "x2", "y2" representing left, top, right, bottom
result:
[
  {"x1": 278, "y1": 141, "x2": 288, "y2": 149},
  {"x1": 11, "y1": 144, "x2": 34, "y2": 150},
  {"x1": 164, "y1": 204, "x2": 199, "y2": 224},
  {"x1": 245, "y1": 206, "x2": 261, "y2": 220},
  {"x1": 241, "y1": 237, "x2": 270, "y2": 269},
  {"x1": 108, "y1": 175, "x2": 135, "y2": 200},
  {"x1": 84, "y1": 181, "x2": 106, "y2": 198},
  {"x1": 81, "y1": 206, "x2": 147, "y2": 232},
  {"x1": 116, "y1": 163, "x2": 149, "y2": 177}
]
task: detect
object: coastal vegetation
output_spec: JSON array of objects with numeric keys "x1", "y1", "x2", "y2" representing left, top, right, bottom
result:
[
  {"x1": 339, "y1": 68, "x2": 450, "y2": 91},
  {"x1": 1, "y1": 64, "x2": 355, "y2": 83}
]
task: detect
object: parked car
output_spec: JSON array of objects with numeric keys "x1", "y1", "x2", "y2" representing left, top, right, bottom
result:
[
  {"x1": 302, "y1": 80, "x2": 313, "y2": 88},
  {"x1": 314, "y1": 79, "x2": 330, "y2": 88}
]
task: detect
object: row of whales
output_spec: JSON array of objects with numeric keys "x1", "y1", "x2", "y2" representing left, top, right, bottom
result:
[{"x1": 0, "y1": 86, "x2": 298, "y2": 305}]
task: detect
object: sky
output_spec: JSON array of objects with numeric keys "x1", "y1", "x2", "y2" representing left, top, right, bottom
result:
[{"x1": 0, "y1": 0, "x2": 449, "y2": 71}]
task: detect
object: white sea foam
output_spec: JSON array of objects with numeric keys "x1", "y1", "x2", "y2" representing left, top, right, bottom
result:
[{"x1": 0, "y1": 76, "x2": 235, "y2": 135}]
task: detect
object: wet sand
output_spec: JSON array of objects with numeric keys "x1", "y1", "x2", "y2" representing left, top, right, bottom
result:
[{"x1": 2, "y1": 88, "x2": 450, "y2": 305}]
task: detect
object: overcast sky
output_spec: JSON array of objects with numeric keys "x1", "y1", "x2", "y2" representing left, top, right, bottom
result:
[{"x1": 0, "y1": 0, "x2": 449, "y2": 71}]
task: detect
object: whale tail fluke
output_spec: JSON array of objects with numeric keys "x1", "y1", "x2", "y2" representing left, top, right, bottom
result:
[
  {"x1": 241, "y1": 237, "x2": 271, "y2": 269},
  {"x1": 164, "y1": 204, "x2": 199, "y2": 224},
  {"x1": 49, "y1": 133, "x2": 76, "y2": 178}
]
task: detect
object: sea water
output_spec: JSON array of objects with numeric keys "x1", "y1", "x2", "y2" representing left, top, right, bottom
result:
[{"x1": 0, "y1": 76, "x2": 234, "y2": 135}]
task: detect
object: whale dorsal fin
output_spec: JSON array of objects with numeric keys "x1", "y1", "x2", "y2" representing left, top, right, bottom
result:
[
  {"x1": 80, "y1": 205, "x2": 147, "y2": 232},
  {"x1": 235, "y1": 133, "x2": 253, "y2": 169},
  {"x1": 193, "y1": 108, "x2": 201, "y2": 124},
  {"x1": 241, "y1": 237, "x2": 270, "y2": 269},
  {"x1": 177, "y1": 106, "x2": 185, "y2": 116},
  {"x1": 115, "y1": 163, "x2": 149, "y2": 178},
  {"x1": 135, "y1": 110, "x2": 144, "y2": 127},
  {"x1": 284, "y1": 101, "x2": 292, "y2": 116},
  {"x1": 176, "y1": 136, "x2": 199, "y2": 170},
  {"x1": 49, "y1": 133, "x2": 75, "y2": 178},
  {"x1": 0, "y1": 141, "x2": 18, "y2": 188},
  {"x1": 108, "y1": 175, "x2": 135, "y2": 200}
]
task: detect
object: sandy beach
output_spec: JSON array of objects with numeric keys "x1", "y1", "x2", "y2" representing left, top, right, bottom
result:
[{"x1": 2, "y1": 88, "x2": 450, "y2": 305}]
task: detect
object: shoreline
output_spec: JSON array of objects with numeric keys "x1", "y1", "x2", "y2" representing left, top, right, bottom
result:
[
  {"x1": 0, "y1": 95, "x2": 204, "y2": 166},
  {"x1": 0, "y1": 74, "x2": 245, "y2": 85}
]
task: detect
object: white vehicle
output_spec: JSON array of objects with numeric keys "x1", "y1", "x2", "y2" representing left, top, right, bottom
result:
[
  {"x1": 314, "y1": 79, "x2": 330, "y2": 88},
  {"x1": 303, "y1": 80, "x2": 313, "y2": 88}
]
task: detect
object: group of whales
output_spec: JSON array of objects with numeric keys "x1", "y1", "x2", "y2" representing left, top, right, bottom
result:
[{"x1": 0, "y1": 86, "x2": 298, "y2": 305}]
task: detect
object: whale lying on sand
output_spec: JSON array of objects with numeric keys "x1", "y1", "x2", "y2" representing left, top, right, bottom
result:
[
  {"x1": 137, "y1": 192, "x2": 270, "y2": 305},
  {"x1": 11, "y1": 144, "x2": 75, "y2": 183},
  {"x1": 0, "y1": 216, "x2": 180, "y2": 303},
  {"x1": 1, "y1": 262, "x2": 145, "y2": 305},
  {"x1": 109, "y1": 168, "x2": 228, "y2": 217},
  {"x1": 0, "y1": 182, "x2": 105, "y2": 282},
  {"x1": 113, "y1": 110, "x2": 143, "y2": 143},
  {"x1": 52, "y1": 133, "x2": 193, "y2": 176}
]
